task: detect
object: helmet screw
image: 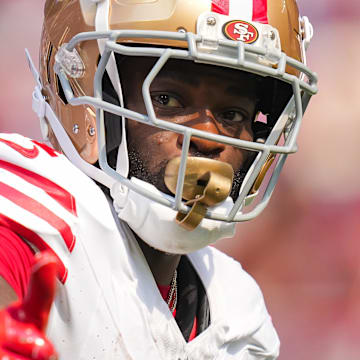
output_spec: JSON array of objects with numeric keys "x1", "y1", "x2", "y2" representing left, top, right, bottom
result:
[
  {"x1": 269, "y1": 31, "x2": 276, "y2": 40},
  {"x1": 207, "y1": 17, "x2": 216, "y2": 26},
  {"x1": 176, "y1": 27, "x2": 187, "y2": 34},
  {"x1": 72, "y1": 124, "x2": 79, "y2": 134},
  {"x1": 88, "y1": 126, "x2": 96, "y2": 136}
]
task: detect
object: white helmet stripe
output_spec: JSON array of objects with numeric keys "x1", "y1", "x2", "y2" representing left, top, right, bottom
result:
[
  {"x1": 229, "y1": 0, "x2": 253, "y2": 21},
  {"x1": 212, "y1": 0, "x2": 268, "y2": 24}
]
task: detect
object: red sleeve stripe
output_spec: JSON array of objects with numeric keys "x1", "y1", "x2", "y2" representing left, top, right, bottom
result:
[
  {"x1": 0, "y1": 182, "x2": 76, "y2": 253},
  {"x1": 0, "y1": 138, "x2": 39, "y2": 159},
  {"x1": 252, "y1": 0, "x2": 268, "y2": 24},
  {"x1": 211, "y1": 0, "x2": 229, "y2": 15},
  {"x1": 0, "y1": 160, "x2": 77, "y2": 216},
  {"x1": 0, "y1": 214, "x2": 68, "y2": 284}
]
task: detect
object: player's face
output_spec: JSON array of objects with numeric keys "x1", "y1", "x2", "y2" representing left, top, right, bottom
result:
[{"x1": 121, "y1": 57, "x2": 259, "y2": 195}]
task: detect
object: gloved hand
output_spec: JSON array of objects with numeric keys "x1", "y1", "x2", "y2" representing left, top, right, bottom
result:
[{"x1": 0, "y1": 251, "x2": 58, "y2": 359}]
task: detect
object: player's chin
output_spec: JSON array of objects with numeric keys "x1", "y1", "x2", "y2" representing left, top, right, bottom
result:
[{"x1": 153, "y1": 171, "x2": 173, "y2": 196}]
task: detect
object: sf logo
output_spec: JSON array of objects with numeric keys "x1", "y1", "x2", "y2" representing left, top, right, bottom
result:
[
  {"x1": 223, "y1": 20, "x2": 259, "y2": 44},
  {"x1": 233, "y1": 23, "x2": 254, "y2": 42}
]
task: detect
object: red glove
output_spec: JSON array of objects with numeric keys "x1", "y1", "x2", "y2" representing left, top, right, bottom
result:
[{"x1": 0, "y1": 251, "x2": 58, "y2": 360}]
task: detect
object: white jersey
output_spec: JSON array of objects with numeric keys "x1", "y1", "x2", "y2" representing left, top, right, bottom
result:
[{"x1": 0, "y1": 133, "x2": 279, "y2": 359}]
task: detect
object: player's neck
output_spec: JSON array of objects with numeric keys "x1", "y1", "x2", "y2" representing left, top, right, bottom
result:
[{"x1": 135, "y1": 233, "x2": 181, "y2": 286}]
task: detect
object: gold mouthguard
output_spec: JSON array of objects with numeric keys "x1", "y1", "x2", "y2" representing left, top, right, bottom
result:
[{"x1": 164, "y1": 157, "x2": 234, "y2": 231}]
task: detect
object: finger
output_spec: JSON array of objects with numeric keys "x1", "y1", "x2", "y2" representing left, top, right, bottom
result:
[
  {"x1": 1, "y1": 339, "x2": 57, "y2": 360},
  {"x1": 12, "y1": 252, "x2": 58, "y2": 332},
  {"x1": 1, "y1": 304, "x2": 58, "y2": 360},
  {"x1": 0, "y1": 348, "x2": 22, "y2": 360},
  {"x1": 0, "y1": 322, "x2": 57, "y2": 360}
]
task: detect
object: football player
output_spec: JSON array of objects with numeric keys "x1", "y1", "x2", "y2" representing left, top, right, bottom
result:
[{"x1": 0, "y1": 0, "x2": 317, "y2": 359}]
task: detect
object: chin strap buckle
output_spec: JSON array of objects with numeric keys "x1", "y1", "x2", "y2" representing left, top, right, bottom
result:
[{"x1": 31, "y1": 84, "x2": 46, "y2": 120}]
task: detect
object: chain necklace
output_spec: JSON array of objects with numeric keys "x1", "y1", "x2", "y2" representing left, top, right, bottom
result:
[{"x1": 166, "y1": 270, "x2": 177, "y2": 312}]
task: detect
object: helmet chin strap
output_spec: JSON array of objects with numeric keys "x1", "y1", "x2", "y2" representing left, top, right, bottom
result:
[
  {"x1": 111, "y1": 177, "x2": 236, "y2": 255},
  {"x1": 95, "y1": 0, "x2": 129, "y2": 178}
]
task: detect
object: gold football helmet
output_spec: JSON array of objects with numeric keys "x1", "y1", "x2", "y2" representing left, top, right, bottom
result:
[{"x1": 30, "y1": 0, "x2": 318, "y2": 224}]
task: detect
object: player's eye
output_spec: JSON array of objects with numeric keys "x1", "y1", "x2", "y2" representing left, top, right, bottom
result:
[
  {"x1": 152, "y1": 94, "x2": 182, "y2": 108},
  {"x1": 218, "y1": 110, "x2": 246, "y2": 124}
]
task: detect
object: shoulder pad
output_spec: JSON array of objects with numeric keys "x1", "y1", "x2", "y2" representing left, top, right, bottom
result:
[
  {"x1": 190, "y1": 246, "x2": 270, "y2": 334},
  {"x1": 0, "y1": 134, "x2": 81, "y2": 283}
]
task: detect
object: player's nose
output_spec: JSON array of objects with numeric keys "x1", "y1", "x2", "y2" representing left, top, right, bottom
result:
[{"x1": 177, "y1": 109, "x2": 225, "y2": 155}]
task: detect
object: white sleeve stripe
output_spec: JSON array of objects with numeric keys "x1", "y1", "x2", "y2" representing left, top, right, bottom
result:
[
  {"x1": 0, "y1": 168, "x2": 77, "y2": 226},
  {"x1": 0, "y1": 196, "x2": 71, "y2": 254}
]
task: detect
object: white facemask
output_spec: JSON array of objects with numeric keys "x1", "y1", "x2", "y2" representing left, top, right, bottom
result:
[{"x1": 111, "y1": 177, "x2": 235, "y2": 254}]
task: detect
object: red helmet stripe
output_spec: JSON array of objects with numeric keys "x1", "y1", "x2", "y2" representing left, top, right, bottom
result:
[
  {"x1": 252, "y1": 0, "x2": 268, "y2": 24},
  {"x1": 211, "y1": 0, "x2": 230, "y2": 15}
]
